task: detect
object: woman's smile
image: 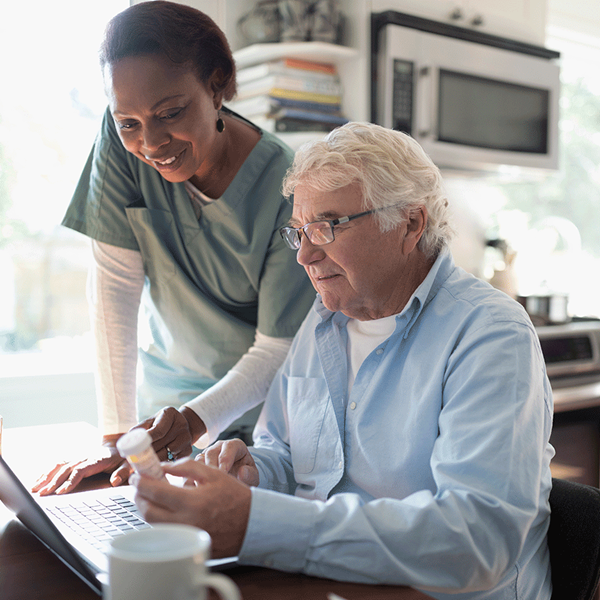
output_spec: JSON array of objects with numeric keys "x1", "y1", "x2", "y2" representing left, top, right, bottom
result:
[{"x1": 144, "y1": 149, "x2": 186, "y2": 172}]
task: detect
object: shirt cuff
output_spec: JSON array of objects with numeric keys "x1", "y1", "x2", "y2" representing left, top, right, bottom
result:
[{"x1": 238, "y1": 487, "x2": 316, "y2": 571}]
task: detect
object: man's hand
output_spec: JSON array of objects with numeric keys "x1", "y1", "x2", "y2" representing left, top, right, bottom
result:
[
  {"x1": 137, "y1": 406, "x2": 206, "y2": 462},
  {"x1": 197, "y1": 439, "x2": 259, "y2": 487},
  {"x1": 131, "y1": 458, "x2": 252, "y2": 558},
  {"x1": 31, "y1": 434, "x2": 127, "y2": 496}
]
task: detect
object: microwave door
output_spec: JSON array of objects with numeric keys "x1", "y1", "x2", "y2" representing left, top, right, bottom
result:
[
  {"x1": 424, "y1": 66, "x2": 558, "y2": 171},
  {"x1": 436, "y1": 70, "x2": 551, "y2": 151},
  {"x1": 414, "y1": 64, "x2": 436, "y2": 150}
]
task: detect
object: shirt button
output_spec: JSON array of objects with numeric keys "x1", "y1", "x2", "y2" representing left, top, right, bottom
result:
[
  {"x1": 349, "y1": 401, "x2": 357, "y2": 410},
  {"x1": 338, "y1": 461, "x2": 343, "y2": 469},
  {"x1": 376, "y1": 348, "x2": 384, "y2": 355}
]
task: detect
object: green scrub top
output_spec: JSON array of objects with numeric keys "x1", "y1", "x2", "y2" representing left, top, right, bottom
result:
[{"x1": 63, "y1": 107, "x2": 315, "y2": 420}]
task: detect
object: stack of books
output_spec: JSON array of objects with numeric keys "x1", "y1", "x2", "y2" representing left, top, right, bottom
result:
[{"x1": 228, "y1": 57, "x2": 348, "y2": 133}]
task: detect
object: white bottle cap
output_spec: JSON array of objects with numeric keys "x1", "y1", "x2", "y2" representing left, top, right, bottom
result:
[{"x1": 116, "y1": 428, "x2": 152, "y2": 457}]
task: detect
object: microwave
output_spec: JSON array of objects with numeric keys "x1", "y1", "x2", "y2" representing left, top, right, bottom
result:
[{"x1": 371, "y1": 11, "x2": 561, "y2": 173}]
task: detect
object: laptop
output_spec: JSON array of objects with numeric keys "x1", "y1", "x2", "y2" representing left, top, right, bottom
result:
[{"x1": 0, "y1": 455, "x2": 237, "y2": 596}]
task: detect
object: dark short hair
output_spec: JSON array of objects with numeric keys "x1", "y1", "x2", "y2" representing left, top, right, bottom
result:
[{"x1": 99, "y1": 0, "x2": 236, "y2": 100}]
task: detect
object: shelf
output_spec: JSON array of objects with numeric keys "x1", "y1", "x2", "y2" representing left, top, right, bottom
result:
[{"x1": 233, "y1": 42, "x2": 358, "y2": 69}]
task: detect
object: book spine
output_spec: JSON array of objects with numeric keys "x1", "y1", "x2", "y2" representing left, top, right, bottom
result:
[
  {"x1": 281, "y1": 57, "x2": 336, "y2": 75},
  {"x1": 273, "y1": 108, "x2": 348, "y2": 125},
  {"x1": 273, "y1": 97, "x2": 342, "y2": 113},
  {"x1": 237, "y1": 75, "x2": 341, "y2": 96},
  {"x1": 237, "y1": 64, "x2": 339, "y2": 85},
  {"x1": 267, "y1": 88, "x2": 342, "y2": 104},
  {"x1": 274, "y1": 118, "x2": 337, "y2": 133},
  {"x1": 227, "y1": 96, "x2": 344, "y2": 118},
  {"x1": 253, "y1": 116, "x2": 340, "y2": 134},
  {"x1": 271, "y1": 76, "x2": 340, "y2": 95}
]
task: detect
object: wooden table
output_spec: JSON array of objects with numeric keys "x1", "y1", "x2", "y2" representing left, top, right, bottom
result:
[{"x1": 0, "y1": 423, "x2": 432, "y2": 600}]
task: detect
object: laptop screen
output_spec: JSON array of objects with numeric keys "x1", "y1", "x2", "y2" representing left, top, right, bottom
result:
[{"x1": 0, "y1": 455, "x2": 103, "y2": 595}]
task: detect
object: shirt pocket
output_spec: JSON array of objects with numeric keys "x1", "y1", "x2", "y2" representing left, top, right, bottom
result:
[
  {"x1": 126, "y1": 203, "x2": 178, "y2": 283},
  {"x1": 287, "y1": 377, "x2": 330, "y2": 474}
]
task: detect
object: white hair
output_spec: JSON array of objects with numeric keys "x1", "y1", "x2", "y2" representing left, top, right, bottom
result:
[{"x1": 282, "y1": 122, "x2": 454, "y2": 258}]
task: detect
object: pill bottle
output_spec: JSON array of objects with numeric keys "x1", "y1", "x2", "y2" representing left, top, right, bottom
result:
[{"x1": 116, "y1": 429, "x2": 164, "y2": 479}]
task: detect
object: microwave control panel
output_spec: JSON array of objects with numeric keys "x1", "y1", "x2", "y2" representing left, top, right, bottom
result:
[{"x1": 392, "y1": 59, "x2": 414, "y2": 135}]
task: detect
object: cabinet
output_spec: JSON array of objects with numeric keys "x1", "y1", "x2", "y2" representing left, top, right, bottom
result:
[{"x1": 370, "y1": 0, "x2": 547, "y2": 45}]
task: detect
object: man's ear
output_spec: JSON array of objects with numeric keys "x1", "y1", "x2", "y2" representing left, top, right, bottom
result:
[{"x1": 402, "y1": 207, "x2": 428, "y2": 254}]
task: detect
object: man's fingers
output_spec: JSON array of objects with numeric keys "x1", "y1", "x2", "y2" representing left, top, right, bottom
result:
[
  {"x1": 161, "y1": 458, "x2": 215, "y2": 482},
  {"x1": 201, "y1": 440, "x2": 248, "y2": 473},
  {"x1": 131, "y1": 465, "x2": 201, "y2": 521},
  {"x1": 236, "y1": 465, "x2": 259, "y2": 487}
]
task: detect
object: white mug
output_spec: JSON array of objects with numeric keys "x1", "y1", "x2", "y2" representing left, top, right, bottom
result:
[{"x1": 104, "y1": 524, "x2": 240, "y2": 600}]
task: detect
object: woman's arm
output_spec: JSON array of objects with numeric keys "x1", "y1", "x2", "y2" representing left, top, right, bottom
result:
[
  {"x1": 184, "y1": 332, "x2": 292, "y2": 448},
  {"x1": 89, "y1": 239, "x2": 145, "y2": 436}
]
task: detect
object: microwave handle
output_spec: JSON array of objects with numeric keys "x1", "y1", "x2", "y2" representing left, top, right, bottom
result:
[{"x1": 417, "y1": 65, "x2": 434, "y2": 140}]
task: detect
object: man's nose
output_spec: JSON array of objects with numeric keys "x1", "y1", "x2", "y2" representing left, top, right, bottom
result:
[{"x1": 296, "y1": 235, "x2": 325, "y2": 266}]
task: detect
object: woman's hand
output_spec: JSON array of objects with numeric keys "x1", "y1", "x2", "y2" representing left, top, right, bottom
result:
[
  {"x1": 31, "y1": 434, "x2": 127, "y2": 496},
  {"x1": 137, "y1": 406, "x2": 207, "y2": 463},
  {"x1": 197, "y1": 438, "x2": 259, "y2": 487},
  {"x1": 31, "y1": 406, "x2": 207, "y2": 495}
]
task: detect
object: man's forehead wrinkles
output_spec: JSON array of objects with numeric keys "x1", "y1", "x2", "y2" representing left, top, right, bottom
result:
[{"x1": 290, "y1": 209, "x2": 344, "y2": 227}]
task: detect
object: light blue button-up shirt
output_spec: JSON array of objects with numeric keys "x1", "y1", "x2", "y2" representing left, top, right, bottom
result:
[{"x1": 240, "y1": 250, "x2": 554, "y2": 600}]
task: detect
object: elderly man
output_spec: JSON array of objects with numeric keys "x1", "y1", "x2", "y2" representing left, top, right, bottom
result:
[{"x1": 131, "y1": 122, "x2": 553, "y2": 600}]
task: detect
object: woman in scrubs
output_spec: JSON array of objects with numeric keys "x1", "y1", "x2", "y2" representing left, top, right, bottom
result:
[{"x1": 33, "y1": 1, "x2": 314, "y2": 494}]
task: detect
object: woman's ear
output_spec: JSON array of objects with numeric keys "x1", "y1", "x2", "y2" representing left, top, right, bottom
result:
[
  {"x1": 402, "y1": 207, "x2": 428, "y2": 254},
  {"x1": 208, "y1": 68, "x2": 225, "y2": 109}
]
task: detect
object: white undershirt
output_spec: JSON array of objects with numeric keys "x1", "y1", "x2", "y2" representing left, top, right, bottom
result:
[
  {"x1": 88, "y1": 239, "x2": 292, "y2": 446},
  {"x1": 346, "y1": 314, "x2": 398, "y2": 392}
]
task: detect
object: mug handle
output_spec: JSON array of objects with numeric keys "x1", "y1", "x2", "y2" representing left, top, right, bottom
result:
[{"x1": 203, "y1": 573, "x2": 241, "y2": 600}]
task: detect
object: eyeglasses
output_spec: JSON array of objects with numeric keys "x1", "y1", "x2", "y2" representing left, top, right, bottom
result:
[{"x1": 279, "y1": 206, "x2": 391, "y2": 250}]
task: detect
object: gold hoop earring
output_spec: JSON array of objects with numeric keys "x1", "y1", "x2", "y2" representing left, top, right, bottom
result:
[{"x1": 216, "y1": 116, "x2": 225, "y2": 133}]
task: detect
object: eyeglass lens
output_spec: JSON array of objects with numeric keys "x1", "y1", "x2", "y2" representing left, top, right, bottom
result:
[
  {"x1": 306, "y1": 222, "x2": 334, "y2": 245},
  {"x1": 281, "y1": 221, "x2": 335, "y2": 249}
]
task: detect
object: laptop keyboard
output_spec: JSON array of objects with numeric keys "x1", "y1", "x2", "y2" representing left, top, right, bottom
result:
[{"x1": 47, "y1": 494, "x2": 151, "y2": 550}]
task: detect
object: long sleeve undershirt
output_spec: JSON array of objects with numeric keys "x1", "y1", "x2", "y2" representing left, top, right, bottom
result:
[{"x1": 87, "y1": 240, "x2": 292, "y2": 444}]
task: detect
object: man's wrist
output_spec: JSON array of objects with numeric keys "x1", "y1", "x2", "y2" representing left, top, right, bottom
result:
[{"x1": 180, "y1": 406, "x2": 207, "y2": 443}]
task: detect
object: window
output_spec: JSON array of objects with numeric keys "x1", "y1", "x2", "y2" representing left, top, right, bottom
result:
[{"x1": 0, "y1": 0, "x2": 128, "y2": 426}]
